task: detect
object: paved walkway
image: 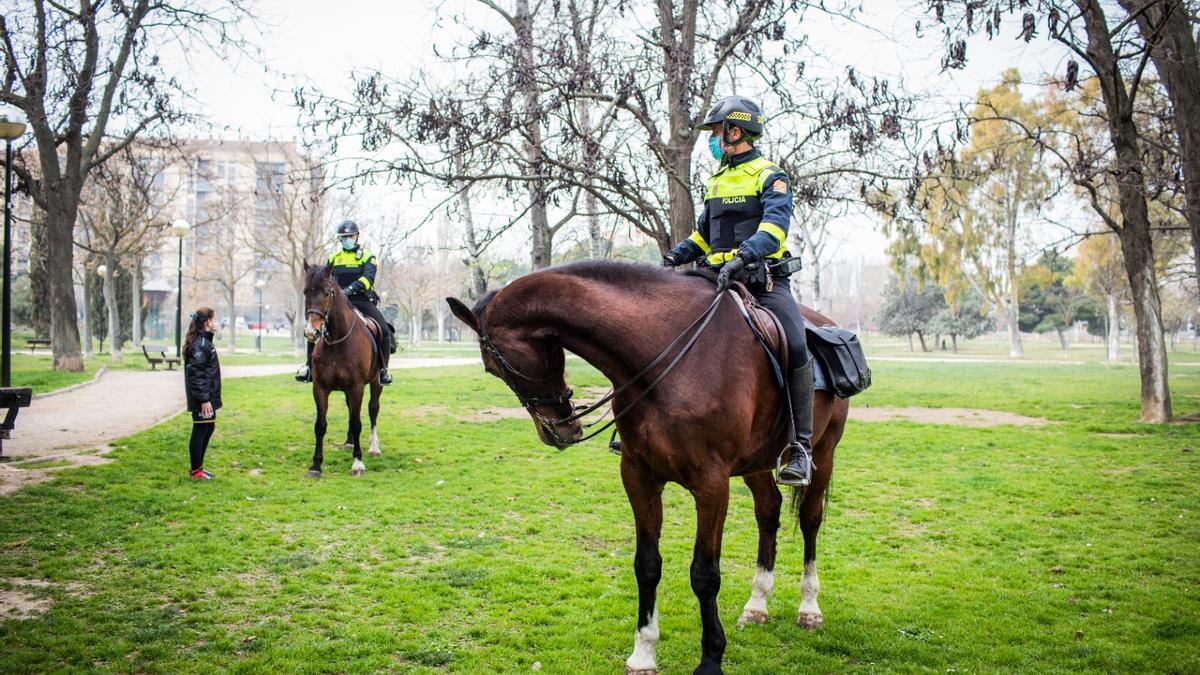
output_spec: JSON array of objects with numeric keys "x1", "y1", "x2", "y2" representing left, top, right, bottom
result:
[{"x1": 0, "y1": 355, "x2": 482, "y2": 495}]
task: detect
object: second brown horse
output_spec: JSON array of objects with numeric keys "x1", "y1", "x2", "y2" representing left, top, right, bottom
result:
[
  {"x1": 302, "y1": 262, "x2": 384, "y2": 477},
  {"x1": 447, "y1": 260, "x2": 849, "y2": 675}
]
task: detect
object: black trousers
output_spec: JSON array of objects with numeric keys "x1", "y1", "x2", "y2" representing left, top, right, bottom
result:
[
  {"x1": 348, "y1": 296, "x2": 391, "y2": 354},
  {"x1": 752, "y1": 276, "x2": 810, "y2": 371},
  {"x1": 189, "y1": 412, "x2": 216, "y2": 471},
  {"x1": 306, "y1": 296, "x2": 392, "y2": 366}
]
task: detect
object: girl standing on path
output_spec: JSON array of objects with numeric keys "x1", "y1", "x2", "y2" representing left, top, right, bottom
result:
[{"x1": 184, "y1": 307, "x2": 222, "y2": 480}]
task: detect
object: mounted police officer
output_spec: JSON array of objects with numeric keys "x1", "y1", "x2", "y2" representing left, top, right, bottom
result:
[
  {"x1": 661, "y1": 95, "x2": 814, "y2": 487},
  {"x1": 295, "y1": 220, "x2": 395, "y2": 385}
]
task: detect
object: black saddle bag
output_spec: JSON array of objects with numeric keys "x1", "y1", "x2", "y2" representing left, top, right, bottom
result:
[{"x1": 806, "y1": 324, "x2": 872, "y2": 398}]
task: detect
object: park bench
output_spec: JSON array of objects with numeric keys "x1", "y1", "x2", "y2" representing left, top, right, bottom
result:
[
  {"x1": 25, "y1": 338, "x2": 50, "y2": 353},
  {"x1": 0, "y1": 386, "x2": 33, "y2": 459},
  {"x1": 142, "y1": 344, "x2": 182, "y2": 370}
]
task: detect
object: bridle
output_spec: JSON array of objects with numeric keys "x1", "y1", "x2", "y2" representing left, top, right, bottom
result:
[
  {"x1": 478, "y1": 290, "x2": 729, "y2": 447},
  {"x1": 306, "y1": 284, "x2": 358, "y2": 346}
]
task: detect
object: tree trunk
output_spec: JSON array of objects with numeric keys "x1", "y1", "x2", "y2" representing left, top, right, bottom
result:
[
  {"x1": 102, "y1": 254, "x2": 122, "y2": 363},
  {"x1": 46, "y1": 199, "x2": 84, "y2": 371},
  {"x1": 1003, "y1": 302, "x2": 1023, "y2": 358},
  {"x1": 226, "y1": 286, "x2": 237, "y2": 350},
  {"x1": 458, "y1": 181, "x2": 488, "y2": 299},
  {"x1": 515, "y1": 0, "x2": 552, "y2": 270},
  {"x1": 80, "y1": 275, "x2": 93, "y2": 359},
  {"x1": 409, "y1": 313, "x2": 422, "y2": 347},
  {"x1": 130, "y1": 257, "x2": 143, "y2": 350},
  {"x1": 435, "y1": 311, "x2": 447, "y2": 343},
  {"x1": 916, "y1": 330, "x2": 929, "y2": 352},
  {"x1": 658, "y1": 1, "x2": 699, "y2": 250},
  {"x1": 1121, "y1": 0, "x2": 1200, "y2": 289},
  {"x1": 951, "y1": 333, "x2": 958, "y2": 353},
  {"x1": 810, "y1": 257, "x2": 823, "y2": 312},
  {"x1": 1080, "y1": 0, "x2": 1172, "y2": 422},
  {"x1": 578, "y1": 98, "x2": 605, "y2": 259},
  {"x1": 1056, "y1": 326, "x2": 1068, "y2": 354},
  {"x1": 29, "y1": 219, "x2": 51, "y2": 338},
  {"x1": 294, "y1": 287, "x2": 306, "y2": 355},
  {"x1": 1106, "y1": 293, "x2": 1120, "y2": 362},
  {"x1": 907, "y1": 332, "x2": 914, "y2": 352}
]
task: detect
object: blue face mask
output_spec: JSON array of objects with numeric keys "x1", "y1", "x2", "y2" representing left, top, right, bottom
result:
[
  {"x1": 708, "y1": 136, "x2": 723, "y2": 161},
  {"x1": 340, "y1": 237, "x2": 356, "y2": 251}
]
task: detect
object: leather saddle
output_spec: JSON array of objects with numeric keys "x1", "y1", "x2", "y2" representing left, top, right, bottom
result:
[
  {"x1": 727, "y1": 285, "x2": 789, "y2": 375},
  {"x1": 352, "y1": 309, "x2": 385, "y2": 346}
]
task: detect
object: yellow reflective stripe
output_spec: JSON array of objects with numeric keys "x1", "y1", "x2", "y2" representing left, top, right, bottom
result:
[
  {"x1": 329, "y1": 248, "x2": 372, "y2": 267},
  {"x1": 705, "y1": 157, "x2": 784, "y2": 199},
  {"x1": 687, "y1": 231, "x2": 711, "y2": 253},
  {"x1": 706, "y1": 250, "x2": 738, "y2": 265},
  {"x1": 706, "y1": 247, "x2": 785, "y2": 265},
  {"x1": 755, "y1": 162, "x2": 784, "y2": 191},
  {"x1": 757, "y1": 222, "x2": 786, "y2": 243},
  {"x1": 357, "y1": 275, "x2": 373, "y2": 291}
]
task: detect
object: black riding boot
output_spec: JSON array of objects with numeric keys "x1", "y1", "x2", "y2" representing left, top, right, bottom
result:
[
  {"x1": 778, "y1": 359, "x2": 815, "y2": 487},
  {"x1": 295, "y1": 342, "x2": 314, "y2": 382},
  {"x1": 378, "y1": 328, "x2": 393, "y2": 385}
]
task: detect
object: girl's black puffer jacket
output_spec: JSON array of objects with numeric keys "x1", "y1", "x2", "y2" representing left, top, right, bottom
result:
[{"x1": 184, "y1": 331, "x2": 222, "y2": 412}]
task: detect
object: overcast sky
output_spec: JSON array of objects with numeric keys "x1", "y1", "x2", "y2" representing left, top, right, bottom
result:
[{"x1": 173, "y1": 0, "x2": 1069, "y2": 265}]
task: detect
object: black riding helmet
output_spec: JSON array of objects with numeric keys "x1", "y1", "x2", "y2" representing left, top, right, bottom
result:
[
  {"x1": 336, "y1": 220, "x2": 360, "y2": 237},
  {"x1": 697, "y1": 95, "x2": 765, "y2": 142}
]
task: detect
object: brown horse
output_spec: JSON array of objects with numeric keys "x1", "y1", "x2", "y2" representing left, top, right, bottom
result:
[
  {"x1": 302, "y1": 262, "x2": 384, "y2": 477},
  {"x1": 447, "y1": 260, "x2": 849, "y2": 675}
]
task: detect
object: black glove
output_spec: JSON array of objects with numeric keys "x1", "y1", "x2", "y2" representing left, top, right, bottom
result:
[
  {"x1": 661, "y1": 252, "x2": 680, "y2": 267},
  {"x1": 345, "y1": 281, "x2": 364, "y2": 297},
  {"x1": 715, "y1": 255, "x2": 747, "y2": 293}
]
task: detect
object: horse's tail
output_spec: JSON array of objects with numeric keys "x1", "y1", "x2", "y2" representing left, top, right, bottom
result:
[{"x1": 787, "y1": 481, "x2": 830, "y2": 530}]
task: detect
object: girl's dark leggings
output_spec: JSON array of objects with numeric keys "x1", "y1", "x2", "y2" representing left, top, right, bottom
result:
[{"x1": 189, "y1": 417, "x2": 216, "y2": 471}]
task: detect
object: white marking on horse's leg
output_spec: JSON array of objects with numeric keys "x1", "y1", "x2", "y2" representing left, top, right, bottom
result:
[
  {"x1": 351, "y1": 458, "x2": 366, "y2": 476},
  {"x1": 796, "y1": 560, "x2": 823, "y2": 629},
  {"x1": 624, "y1": 608, "x2": 659, "y2": 674},
  {"x1": 367, "y1": 426, "x2": 381, "y2": 457},
  {"x1": 738, "y1": 566, "x2": 774, "y2": 628}
]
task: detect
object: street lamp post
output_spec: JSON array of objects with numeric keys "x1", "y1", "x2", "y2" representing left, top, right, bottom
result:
[
  {"x1": 0, "y1": 112, "x2": 27, "y2": 388},
  {"x1": 172, "y1": 219, "x2": 189, "y2": 357},
  {"x1": 255, "y1": 278, "x2": 265, "y2": 352},
  {"x1": 95, "y1": 264, "x2": 107, "y2": 354}
]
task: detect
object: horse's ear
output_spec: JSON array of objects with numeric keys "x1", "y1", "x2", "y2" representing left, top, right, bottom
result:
[
  {"x1": 446, "y1": 297, "x2": 479, "y2": 335},
  {"x1": 324, "y1": 262, "x2": 334, "y2": 277},
  {"x1": 303, "y1": 260, "x2": 310, "y2": 272}
]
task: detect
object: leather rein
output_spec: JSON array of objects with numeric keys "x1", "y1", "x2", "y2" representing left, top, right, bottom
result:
[
  {"x1": 478, "y1": 290, "x2": 729, "y2": 447},
  {"x1": 306, "y1": 286, "x2": 358, "y2": 346}
]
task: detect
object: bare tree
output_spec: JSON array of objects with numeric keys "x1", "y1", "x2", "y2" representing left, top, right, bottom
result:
[
  {"x1": 926, "y1": 0, "x2": 1175, "y2": 422},
  {"x1": 0, "y1": 0, "x2": 253, "y2": 371},
  {"x1": 239, "y1": 151, "x2": 327, "y2": 353},
  {"x1": 1115, "y1": 0, "x2": 1200, "y2": 288},
  {"x1": 75, "y1": 150, "x2": 174, "y2": 361}
]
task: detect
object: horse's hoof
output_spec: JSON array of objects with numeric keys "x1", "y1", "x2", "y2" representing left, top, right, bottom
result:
[
  {"x1": 307, "y1": 470, "x2": 322, "y2": 479},
  {"x1": 367, "y1": 448, "x2": 381, "y2": 457},
  {"x1": 796, "y1": 611, "x2": 824, "y2": 630},
  {"x1": 351, "y1": 468, "x2": 365, "y2": 477},
  {"x1": 738, "y1": 609, "x2": 769, "y2": 628},
  {"x1": 341, "y1": 442, "x2": 354, "y2": 449},
  {"x1": 624, "y1": 668, "x2": 657, "y2": 675}
]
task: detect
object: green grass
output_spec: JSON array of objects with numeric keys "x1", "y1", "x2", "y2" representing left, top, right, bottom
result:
[
  {"x1": 862, "y1": 332, "x2": 1200, "y2": 364},
  {"x1": 0, "y1": 360, "x2": 1198, "y2": 673}
]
